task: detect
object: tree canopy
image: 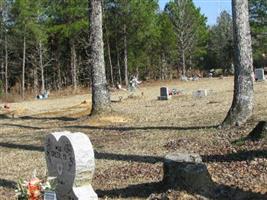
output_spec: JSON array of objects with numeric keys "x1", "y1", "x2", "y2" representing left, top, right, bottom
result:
[{"x1": 0, "y1": 0, "x2": 266, "y2": 97}]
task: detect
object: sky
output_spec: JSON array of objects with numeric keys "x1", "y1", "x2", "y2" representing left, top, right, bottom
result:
[{"x1": 159, "y1": 0, "x2": 232, "y2": 25}]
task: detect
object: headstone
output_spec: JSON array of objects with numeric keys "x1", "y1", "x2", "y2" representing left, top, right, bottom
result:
[
  {"x1": 255, "y1": 68, "x2": 265, "y2": 81},
  {"x1": 193, "y1": 89, "x2": 208, "y2": 97},
  {"x1": 180, "y1": 76, "x2": 188, "y2": 81},
  {"x1": 163, "y1": 152, "x2": 214, "y2": 196},
  {"x1": 44, "y1": 131, "x2": 98, "y2": 200},
  {"x1": 158, "y1": 87, "x2": 171, "y2": 100}
]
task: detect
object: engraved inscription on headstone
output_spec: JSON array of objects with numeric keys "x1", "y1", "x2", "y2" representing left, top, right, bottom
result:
[
  {"x1": 255, "y1": 68, "x2": 265, "y2": 81},
  {"x1": 45, "y1": 131, "x2": 98, "y2": 200},
  {"x1": 158, "y1": 87, "x2": 171, "y2": 100},
  {"x1": 44, "y1": 191, "x2": 57, "y2": 200}
]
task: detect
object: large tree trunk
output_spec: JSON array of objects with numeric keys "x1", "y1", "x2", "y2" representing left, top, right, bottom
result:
[
  {"x1": 89, "y1": 0, "x2": 111, "y2": 115},
  {"x1": 71, "y1": 41, "x2": 78, "y2": 91},
  {"x1": 22, "y1": 35, "x2": 26, "y2": 99},
  {"x1": 39, "y1": 41, "x2": 45, "y2": 92},
  {"x1": 4, "y1": 34, "x2": 8, "y2": 95},
  {"x1": 221, "y1": 0, "x2": 253, "y2": 128},
  {"x1": 123, "y1": 24, "x2": 128, "y2": 86}
]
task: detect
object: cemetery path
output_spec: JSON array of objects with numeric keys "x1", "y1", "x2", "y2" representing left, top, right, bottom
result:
[{"x1": 0, "y1": 78, "x2": 267, "y2": 199}]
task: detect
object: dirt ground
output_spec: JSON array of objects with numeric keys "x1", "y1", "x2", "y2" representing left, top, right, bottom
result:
[{"x1": 0, "y1": 77, "x2": 267, "y2": 200}]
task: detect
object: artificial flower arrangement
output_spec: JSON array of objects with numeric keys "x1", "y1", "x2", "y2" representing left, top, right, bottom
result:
[{"x1": 15, "y1": 174, "x2": 57, "y2": 200}]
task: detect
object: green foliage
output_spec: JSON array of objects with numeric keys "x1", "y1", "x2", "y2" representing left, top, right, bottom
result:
[
  {"x1": 45, "y1": 0, "x2": 88, "y2": 39},
  {"x1": 206, "y1": 11, "x2": 234, "y2": 70},
  {"x1": 1, "y1": 0, "x2": 266, "y2": 93},
  {"x1": 249, "y1": 0, "x2": 267, "y2": 67},
  {"x1": 165, "y1": 0, "x2": 208, "y2": 70}
]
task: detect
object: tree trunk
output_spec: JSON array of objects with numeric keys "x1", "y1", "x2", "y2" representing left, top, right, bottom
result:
[
  {"x1": 123, "y1": 24, "x2": 128, "y2": 86},
  {"x1": 107, "y1": 38, "x2": 114, "y2": 87},
  {"x1": 54, "y1": 42, "x2": 62, "y2": 90},
  {"x1": 71, "y1": 41, "x2": 78, "y2": 91},
  {"x1": 22, "y1": 35, "x2": 26, "y2": 99},
  {"x1": 181, "y1": 47, "x2": 186, "y2": 76},
  {"x1": 116, "y1": 41, "x2": 122, "y2": 85},
  {"x1": 33, "y1": 66, "x2": 38, "y2": 95},
  {"x1": 4, "y1": 34, "x2": 8, "y2": 95},
  {"x1": 39, "y1": 41, "x2": 45, "y2": 92},
  {"x1": 221, "y1": 0, "x2": 253, "y2": 128},
  {"x1": 161, "y1": 53, "x2": 167, "y2": 80},
  {"x1": 89, "y1": 0, "x2": 111, "y2": 115}
]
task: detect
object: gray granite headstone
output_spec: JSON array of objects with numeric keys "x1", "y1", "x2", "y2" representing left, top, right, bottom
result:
[
  {"x1": 255, "y1": 68, "x2": 265, "y2": 81},
  {"x1": 163, "y1": 152, "x2": 214, "y2": 196},
  {"x1": 158, "y1": 87, "x2": 171, "y2": 100},
  {"x1": 44, "y1": 131, "x2": 98, "y2": 200}
]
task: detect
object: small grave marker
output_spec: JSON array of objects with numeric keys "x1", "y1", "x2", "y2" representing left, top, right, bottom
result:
[
  {"x1": 193, "y1": 89, "x2": 208, "y2": 97},
  {"x1": 44, "y1": 131, "x2": 98, "y2": 200},
  {"x1": 255, "y1": 68, "x2": 265, "y2": 81},
  {"x1": 158, "y1": 87, "x2": 171, "y2": 100}
]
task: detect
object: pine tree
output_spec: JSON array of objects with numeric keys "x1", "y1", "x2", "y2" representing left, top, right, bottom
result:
[
  {"x1": 165, "y1": 0, "x2": 207, "y2": 77},
  {"x1": 89, "y1": 0, "x2": 111, "y2": 115}
]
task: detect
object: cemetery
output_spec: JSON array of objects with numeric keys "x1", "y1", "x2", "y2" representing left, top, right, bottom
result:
[
  {"x1": 0, "y1": 77, "x2": 267, "y2": 199},
  {"x1": 0, "y1": 0, "x2": 266, "y2": 199}
]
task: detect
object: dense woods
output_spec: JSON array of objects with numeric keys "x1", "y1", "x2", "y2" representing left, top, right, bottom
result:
[{"x1": 0, "y1": 0, "x2": 266, "y2": 97}]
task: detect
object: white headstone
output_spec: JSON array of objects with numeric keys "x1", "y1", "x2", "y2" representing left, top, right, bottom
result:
[
  {"x1": 193, "y1": 89, "x2": 208, "y2": 97},
  {"x1": 44, "y1": 131, "x2": 98, "y2": 200},
  {"x1": 255, "y1": 68, "x2": 265, "y2": 81},
  {"x1": 158, "y1": 87, "x2": 171, "y2": 100}
]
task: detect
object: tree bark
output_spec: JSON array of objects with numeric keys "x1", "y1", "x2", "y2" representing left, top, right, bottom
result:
[
  {"x1": 4, "y1": 34, "x2": 8, "y2": 95},
  {"x1": 71, "y1": 41, "x2": 78, "y2": 91},
  {"x1": 22, "y1": 35, "x2": 26, "y2": 99},
  {"x1": 33, "y1": 66, "x2": 38, "y2": 95},
  {"x1": 107, "y1": 38, "x2": 114, "y2": 87},
  {"x1": 221, "y1": 0, "x2": 254, "y2": 128},
  {"x1": 54, "y1": 41, "x2": 62, "y2": 90},
  {"x1": 161, "y1": 53, "x2": 167, "y2": 80},
  {"x1": 89, "y1": 0, "x2": 111, "y2": 115},
  {"x1": 123, "y1": 24, "x2": 128, "y2": 86},
  {"x1": 116, "y1": 41, "x2": 122, "y2": 85},
  {"x1": 39, "y1": 41, "x2": 45, "y2": 92},
  {"x1": 181, "y1": 44, "x2": 186, "y2": 77}
]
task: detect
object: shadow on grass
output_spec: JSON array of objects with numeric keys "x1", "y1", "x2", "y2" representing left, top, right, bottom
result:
[
  {"x1": 0, "y1": 142, "x2": 266, "y2": 163},
  {"x1": 65, "y1": 125, "x2": 218, "y2": 131},
  {"x1": 0, "y1": 142, "x2": 266, "y2": 199},
  {"x1": 2, "y1": 123, "x2": 43, "y2": 130},
  {"x1": 0, "y1": 179, "x2": 17, "y2": 189},
  {"x1": 0, "y1": 114, "x2": 76, "y2": 122},
  {"x1": 95, "y1": 151, "x2": 164, "y2": 164},
  {"x1": 96, "y1": 181, "x2": 163, "y2": 198},
  {"x1": 96, "y1": 181, "x2": 267, "y2": 200},
  {"x1": 0, "y1": 142, "x2": 44, "y2": 152},
  {"x1": 202, "y1": 149, "x2": 267, "y2": 162},
  {"x1": 20, "y1": 116, "x2": 77, "y2": 122}
]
